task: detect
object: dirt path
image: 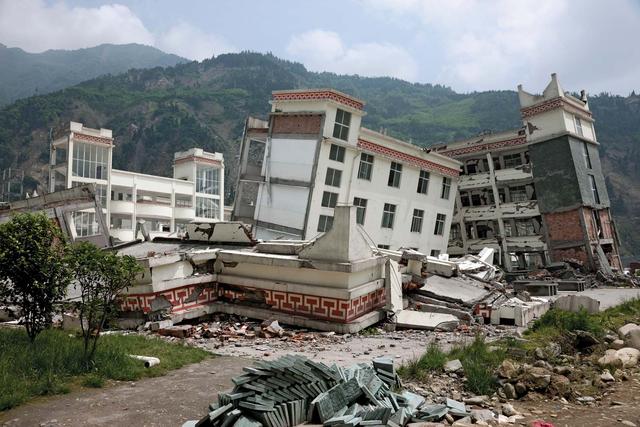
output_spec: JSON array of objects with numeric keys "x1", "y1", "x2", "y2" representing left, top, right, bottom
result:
[{"x1": 0, "y1": 357, "x2": 249, "y2": 427}]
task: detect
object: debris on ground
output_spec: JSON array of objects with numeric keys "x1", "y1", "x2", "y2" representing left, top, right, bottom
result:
[{"x1": 182, "y1": 355, "x2": 520, "y2": 427}]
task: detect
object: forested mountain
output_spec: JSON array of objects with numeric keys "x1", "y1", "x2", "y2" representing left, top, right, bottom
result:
[
  {"x1": 0, "y1": 43, "x2": 186, "y2": 106},
  {"x1": 0, "y1": 52, "x2": 637, "y2": 259}
]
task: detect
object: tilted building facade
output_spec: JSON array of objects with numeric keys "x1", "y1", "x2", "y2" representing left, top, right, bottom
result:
[
  {"x1": 233, "y1": 89, "x2": 461, "y2": 256},
  {"x1": 434, "y1": 74, "x2": 622, "y2": 273}
]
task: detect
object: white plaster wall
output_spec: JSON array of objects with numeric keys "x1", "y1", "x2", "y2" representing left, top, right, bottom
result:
[
  {"x1": 269, "y1": 138, "x2": 317, "y2": 181},
  {"x1": 254, "y1": 183, "x2": 310, "y2": 230},
  {"x1": 562, "y1": 111, "x2": 596, "y2": 142},
  {"x1": 151, "y1": 260, "x2": 194, "y2": 283}
]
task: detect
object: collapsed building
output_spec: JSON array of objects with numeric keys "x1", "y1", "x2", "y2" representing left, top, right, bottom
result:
[{"x1": 434, "y1": 74, "x2": 622, "y2": 274}]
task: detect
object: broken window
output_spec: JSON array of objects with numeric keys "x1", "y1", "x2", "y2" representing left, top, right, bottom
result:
[
  {"x1": 196, "y1": 197, "x2": 220, "y2": 219},
  {"x1": 381, "y1": 203, "x2": 396, "y2": 228},
  {"x1": 575, "y1": 116, "x2": 584, "y2": 136},
  {"x1": 73, "y1": 211, "x2": 99, "y2": 237},
  {"x1": 509, "y1": 186, "x2": 528, "y2": 202},
  {"x1": 493, "y1": 156, "x2": 502, "y2": 170},
  {"x1": 471, "y1": 193, "x2": 482, "y2": 206},
  {"x1": 196, "y1": 165, "x2": 220, "y2": 195},
  {"x1": 357, "y1": 153, "x2": 374, "y2": 180},
  {"x1": 388, "y1": 162, "x2": 402, "y2": 188},
  {"x1": 417, "y1": 170, "x2": 430, "y2": 194},
  {"x1": 329, "y1": 144, "x2": 345, "y2": 162},
  {"x1": 353, "y1": 197, "x2": 367, "y2": 225},
  {"x1": 321, "y1": 191, "x2": 338, "y2": 208},
  {"x1": 434, "y1": 213, "x2": 446, "y2": 235},
  {"x1": 504, "y1": 221, "x2": 514, "y2": 237},
  {"x1": 589, "y1": 174, "x2": 600, "y2": 204},
  {"x1": 460, "y1": 191, "x2": 471, "y2": 207},
  {"x1": 465, "y1": 160, "x2": 478, "y2": 174},
  {"x1": 317, "y1": 215, "x2": 333, "y2": 232},
  {"x1": 515, "y1": 219, "x2": 536, "y2": 236},
  {"x1": 430, "y1": 249, "x2": 441, "y2": 257},
  {"x1": 377, "y1": 244, "x2": 390, "y2": 250},
  {"x1": 325, "y1": 167, "x2": 342, "y2": 187},
  {"x1": 410, "y1": 209, "x2": 424, "y2": 233},
  {"x1": 592, "y1": 210, "x2": 603, "y2": 239},
  {"x1": 441, "y1": 177, "x2": 451, "y2": 199},
  {"x1": 503, "y1": 153, "x2": 523, "y2": 169},
  {"x1": 582, "y1": 142, "x2": 592, "y2": 169},
  {"x1": 332, "y1": 109, "x2": 351, "y2": 141},
  {"x1": 449, "y1": 224, "x2": 461, "y2": 240}
]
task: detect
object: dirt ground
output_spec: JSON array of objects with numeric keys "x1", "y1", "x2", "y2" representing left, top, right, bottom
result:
[
  {"x1": 3, "y1": 351, "x2": 640, "y2": 426},
  {"x1": 0, "y1": 357, "x2": 248, "y2": 427}
]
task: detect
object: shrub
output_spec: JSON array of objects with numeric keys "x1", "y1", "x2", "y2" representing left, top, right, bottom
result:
[{"x1": 529, "y1": 308, "x2": 603, "y2": 337}]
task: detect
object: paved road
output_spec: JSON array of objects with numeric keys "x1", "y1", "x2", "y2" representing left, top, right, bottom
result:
[{"x1": 541, "y1": 287, "x2": 640, "y2": 310}]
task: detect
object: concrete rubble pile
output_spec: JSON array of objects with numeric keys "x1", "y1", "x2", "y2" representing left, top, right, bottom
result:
[{"x1": 183, "y1": 355, "x2": 485, "y2": 427}]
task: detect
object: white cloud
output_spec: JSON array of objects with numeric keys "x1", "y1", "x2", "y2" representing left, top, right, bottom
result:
[
  {"x1": 286, "y1": 29, "x2": 418, "y2": 81},
  {"x1": 157, "y1": 22, "x2": 236, "y2": 61},
  {"x1": 0, "y1": 0, "x2": 235, "y2": 61},
  {"x1": 363, "y1": 0, "x2": 640, "y2": 93}
]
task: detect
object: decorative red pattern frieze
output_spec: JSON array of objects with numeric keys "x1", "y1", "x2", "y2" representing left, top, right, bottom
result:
[
  {"x1": 73, "y1": 132, "x2": 113, "y2": 145},
  {"x1": 173, "y1": 156, "x2": 222, "y2": 166},
  {"x1": 273, "y1": 90, "x2": 364, "y2": 111},
  {"x1": 357, "y1": 139, "x2": 459, "y2": 177},
  {"x1": 119, "y1": 282, "x2": 385, "y2": 323},
  {"x1": 520, "y1": 97, "x2": 592, "y2": 119},
  {"x1": 119, "y1": 284, "x2": 218, "y2": 313},
  {"x1": 440, "y1": 136, "x2": 527, "y2": 158}
]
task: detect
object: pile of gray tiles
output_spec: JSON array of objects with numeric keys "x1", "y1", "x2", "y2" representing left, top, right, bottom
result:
[{"x1": 183, "y1": 355, "x2": 468, "y2": 427}]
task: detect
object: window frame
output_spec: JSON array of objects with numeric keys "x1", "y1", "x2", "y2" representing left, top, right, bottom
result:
[
  {"x1": 332, "y1": 109, "x2": 351, "y2": 141},
  {"x1": 582, "y1": 142, "x2": 592, "y2": 169},
  {"x1": 503, "y1": 153, "x2": 523, "y2": 169},
  {"x1": 381, "y1": 203, "x2": 396, "y2": 229},
  {"x1": 329, "y1": 144, "x2": 345, "y2": 163},
  {"x1": 388, "y1": 161, "x2": 402, "y2": 188},
  {"x1": 353, "y1": 197, "x2": 367, "y2": 225},
  {"x1": 357, "y1": 153, "x2": 374, "y2": 181},
  {"x1": 410, "y1": 209, "x2": 424, "y2": 233},
  {"x1": 441, "y1": 177, "x2": 451, "y2": 199},
  {"x1": 434, "y1": 213, "x2": 446, "y2": 235},
  {"x1": 317, "y1": 214, "x2": 334, "y2": 232},
  {"x1": 325, "y1": 167, "x2": 342, "y2": 187},
  {"x1": 417, "y1": 170, "x2": 430, "y2": 194},
  {"x1": 575, "y1": 115, "x2": 584, "y2": 136},
  {"x1": 589, "y1": 174, "x2": 600, "y2": 204},
  {"x1": 321, "y1": 191, "x2": 339, "y2": 208}
]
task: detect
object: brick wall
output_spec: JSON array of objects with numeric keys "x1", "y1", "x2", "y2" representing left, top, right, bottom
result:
[
  {"x1": 544, "y1": 209, "x2": 584, "y2": 242},
  {"x1": 272, "y1": 114, "x2": 322, "y2": 135},
  {"x1": 551, "y1": 247, "x2": 589, "y2": 265}
]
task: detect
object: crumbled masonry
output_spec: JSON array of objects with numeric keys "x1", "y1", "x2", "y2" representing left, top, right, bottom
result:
[{"x1": 183, "y1": 355, "x2": 473, "y2": 427}]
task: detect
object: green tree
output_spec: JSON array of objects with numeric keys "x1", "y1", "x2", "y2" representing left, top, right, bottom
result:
[
  {"x1": 69, "y1": 242, "x2": 141, "y2": 363},
  {"x1": 0, "y1": 213, "x2": 72, "y2": 342}
]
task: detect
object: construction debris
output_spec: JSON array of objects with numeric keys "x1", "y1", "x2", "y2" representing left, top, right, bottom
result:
[
  {"x1": 183, "y1": 355, "x2": 490, "y2": 427},
  {"x1": 129, "y1": 355, "x2": 160, "y2": 368}
]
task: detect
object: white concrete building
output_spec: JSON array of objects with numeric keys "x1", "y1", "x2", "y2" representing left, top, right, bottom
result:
[
  {"x1": 233, "y1": 89, "x2": 461, "y2": 256},
  {"x1": 49, "y1": 122, "x2": 224, "y2": 242}
]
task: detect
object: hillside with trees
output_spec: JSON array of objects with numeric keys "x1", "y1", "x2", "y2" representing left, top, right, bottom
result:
[{"x1": 0, "y1": 52, "x2": 637, "y2": 259}]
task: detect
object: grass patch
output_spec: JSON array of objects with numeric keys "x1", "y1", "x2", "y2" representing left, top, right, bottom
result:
[
  {"x1": 399, "y1": 336, "x2": 505, "y2": 395},
  {"x1": 0, "y1": 328, "x2": 210, "y2": 411}
]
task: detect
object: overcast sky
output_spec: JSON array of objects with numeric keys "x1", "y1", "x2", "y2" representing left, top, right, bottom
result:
[{"x1": 1, "y1": 0, "x2": 639, "y2": 95}]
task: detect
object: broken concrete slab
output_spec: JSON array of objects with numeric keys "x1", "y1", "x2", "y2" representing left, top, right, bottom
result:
[
  {"x1": 417, "y1": 275, "x2": 493, "y2": 307},
  {"x1": 554, "y1": 295, "x2": 600, "y2": 314},
  {"x1": 395, "y1": 310, "x2": 459, "y2": 331}
]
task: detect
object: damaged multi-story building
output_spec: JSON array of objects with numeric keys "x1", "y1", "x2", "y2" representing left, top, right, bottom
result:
[
  {"x1": 233, "y1": 89, "x2": 461, "y2": 256},
  {"x1": 48, "y1": 121, "x2": 225, "y2": 242},
  {"x1": 434, "y1": 74, "x2": 622, "y2": 273}
]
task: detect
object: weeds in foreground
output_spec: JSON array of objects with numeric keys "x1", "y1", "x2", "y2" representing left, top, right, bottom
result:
[
  {"x1": 398, "y1": 343, "x2": 447, "y2": 380},
  {"x1": 0, "y1": 329, "x2": 210, "y2": 411}
]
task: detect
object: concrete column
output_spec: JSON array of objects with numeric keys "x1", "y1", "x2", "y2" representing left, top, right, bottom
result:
[
  {"x1": 487, "y1": 152, "x2": 512, "y2": 270},
  {"x1": 170, "y1": 184, "x2": 176, "y2": 232},
  {"x1": 454, "y1": 191, "x2": 468, "y2": 252}
]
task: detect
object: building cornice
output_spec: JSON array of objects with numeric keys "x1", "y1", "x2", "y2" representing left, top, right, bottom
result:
[
  {"x1": 173, "y1": 156, "x2": 223, "y2": 167},
  {"x1": 72, "y1": 132, "x2": 113, "y2": 145},
  {"x1": 357, "y1": 138, "x2": 460, "y2": 178},
  {"x1": 520, "y1": 97, "x2": 593, "y2": 120},
  {"x1": 272, "y1": 89, "x2": 365, "y2": 111},
  {"x1": 439, "y1": 136, "x2": 528, "y2": 158}
]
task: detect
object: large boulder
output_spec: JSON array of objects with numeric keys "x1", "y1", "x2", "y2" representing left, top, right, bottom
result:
[
  {"x1": 598, "y1": 349, "x2": 623, "y2": 368},
  {"x1": 618, "y1": 323, "x2": 640, "y2": 339},
  {"x1": 625, "y1": 329, "x2": 640, "y2": 350},
  {"x1": 617, "y1": 348, "x2": 640, "y2": 368},
  {"x1": 497, "y1": 359, "x2": 518, "y2": 379},
  {"x1": 611, "y1": 339, "x2": 625, "y2": 350},
  {"x1": 523, "y1": 366, "x2": 551, "y2": 390},
  {"x1": 548, "y1": 374, "x2": 571, "y2": 396}
]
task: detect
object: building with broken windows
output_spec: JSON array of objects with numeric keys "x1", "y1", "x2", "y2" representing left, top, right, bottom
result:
[
  {"x1": 434, "y1": 74, "x2": 621, "y2": 273},
  {"x1": 48, "y1": 121, "x2": 225, "y2": 242},
  {"x1": 233, "y1": 90, "x2": 461, "y2": 256}
]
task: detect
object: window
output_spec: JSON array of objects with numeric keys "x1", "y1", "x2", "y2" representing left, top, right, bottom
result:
[
  {"x1": 430, "y1": 250, "x2": 441, "y2": 257},
  {"x1": 377, "y1": 244, "x2": 390, "y2": 250},
  {"x1": 332, "y1": 109, "x2": 351, "y2": 141},
  {"x1": 589, "y1": 174, "x2": 600, "y2": 204},
  {"x1": 353, "y1": 197, "x2": 367, "y2": 225},
  {"x1": 575, "y1": 116, "x2": 584, "y2": 136},
  {"x1": 381, "y1": 203, "x2": 396, "y2": 228},
  {"x1": 509, "y1": 186, "x2": 528, "y2": 202},
  {"x1": 357, "y1": 153, "x2": 374, "y2": 180},
  {"x1": 582, "y1": 142, "x2": 592, "y2": 169},
  {"x1": 329, "y1": 144, "x2": 345, "y2": 162},
  {"x1": 410, "y1": 209, "x2": 424, "y2": 233},
  {"x1": 515, "y1": 219, "x2": 536, "y2": 236},
  {"x1": 388, "y1": 162, "x2": 402, "y2": 188},
  {"x1": 504, "y1": 221, "x2": 514, "y2": 237},
  {"x1": 321, "y1": 191, "x2": 338, "y2": 208},
  {"x1": 325, "y1": 168, "x2": 342, "y2": 187},
  {"x1": 417, "y1": 170, "x2": 430, "y2": 194},
  {"x1": 449, "y1": 224, "x2": 461, "y2": 240},
  {"x1": 317, "y1": 215, "x2": 333, "y2": 232},
  {"x1": 196, "y1": 166, "x2": 220, "y2": 195},
  {"x1": 196, "y1": 197, "x2": 220, "y2": 219},
  {"x1": 503, "y1": 153, "x2": 523, "y2": 168},
  {"x1": 72, "y1": 142, "x2": 109, "y2": 179},
  {"x1": 434, "y1": 213, "x2": 446, "y2": 235},
  {"x1": 73, "y1": 211, "x2": 100, "y2": 237},
  {"x1": 441, "y1": 177, "x2": 451, "y2": 199}
]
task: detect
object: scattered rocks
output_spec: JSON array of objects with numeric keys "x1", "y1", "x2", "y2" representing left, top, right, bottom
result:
[
  {"x1": 618, "y1": 323, "x2": 640, "y2": 339},
  {"x1": 611, "y1": 339, "x2": 625, "y2": 350},
  {"x1": 600, "y1": 369, "x2": 615, "y2": 382},
  {"x1": 501, "y1": 403, "x2": 518, "y2": 417},
  {"x1": 497, "y1": 359, "x2": 518, "y2": 379},
  {"x1": 617, "y1": 347, "x2": 640, "y2": 368},
  {"x1": 523, "y1": 366, "x2": 551, "y2": 390},
  {"x1": 501, "y1": 383, "x2": 517, "y2": 400},
  {"x1": 444, "y1": 359, "x2": 463, "y2": 373}
]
